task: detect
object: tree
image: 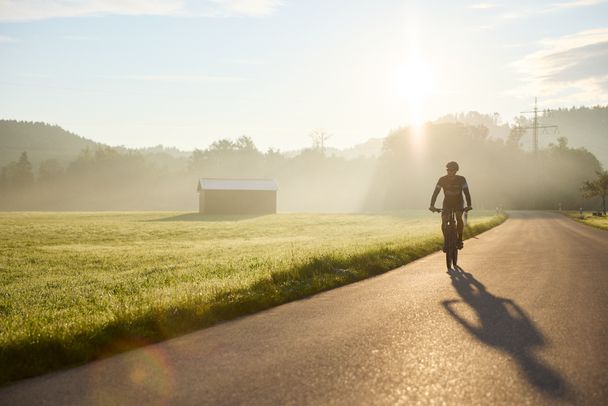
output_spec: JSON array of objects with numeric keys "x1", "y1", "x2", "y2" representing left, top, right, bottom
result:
[
  {"x1": 209, "y1": 138, "x2": 236, "y2": 153},
  {"x1": 581, "y1": 170, "x2": 608, "y2": 214},
  {"x1": 0, "y1": 166, "x2": 7, "y2": 195},
  {"x1": 507, "y1": 126, "x2": 525, "y2": 149},
  {"x1": 235, "y1": 136, "x2": 257, "y2": 153},
  {"x1": 188, "y1": 136, "x2": 264, "y2": 178},
  {"x1": 38, "y1": 159, "x2": 64, "y2": 183},
  {"x1": 556, "y1": 136, "x2": 569, "y2": 149},
  {"x1": 309, "y1": 129, "x2": 331, "y2": 153},
  {"x1": 6, "y1": 152, "x2": 35, "y2": 189}
]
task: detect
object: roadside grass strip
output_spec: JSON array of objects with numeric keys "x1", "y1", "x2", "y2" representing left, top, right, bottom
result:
[
  {"x1": 563, "y1": 211, "x2": 608, "y2": 231},
  {"x1": 0, "y1": 211, "x2": 506, "y2": 383}
]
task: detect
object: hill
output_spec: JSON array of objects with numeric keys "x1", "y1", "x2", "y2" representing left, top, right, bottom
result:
[
  {"x1": 541, "y1": 106, "x2": 608, "y2": 168},
  {"x1": 0, "y1": 120, "x2": 101, "y2": 168},
  {"x1": 326, "y1": 137, "x2": 384, "y2": 159},
  {"x1": 433, "y1": 107, "x2": 608, "y2": 168}
]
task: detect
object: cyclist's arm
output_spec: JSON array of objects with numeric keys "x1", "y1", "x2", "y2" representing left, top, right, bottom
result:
[
  {"x1": 430, "y1": 183, "x2": 441, "y2": 207},
  {"x1": 463, "y1": 178, "x2": 472, "y2": 207}
]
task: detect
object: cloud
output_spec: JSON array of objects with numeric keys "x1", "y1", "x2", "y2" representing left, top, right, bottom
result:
[
  {"x1": 0, "y1": 35, "x2": 18, "y2": 42},
  {"x1": 496, "y1": 0, "x2": 604, "y2": 20},
  {"x1": 502, "y1": 43, "x2": 524, "y2": 49},
  {"x1": 549, "y1": 0, "x2": 605, "y2": 11},
  {"x1": 18, "y1": 73, "x2": 51, "y2": 79},
  {"x1": 0, "y1": 0, "x2": 282, "y2": 22},
  {"x1": 121, "y1": 74, "x2": 245, "y2": 83},
  {"x1": 511, "y1": 28, "x2": 608, "y2": 104},
  {"x1": 467, "y1": 3, "x2": 501, "y2": 9},
  {"x1": 501, "y1": 10, "x2": 529, "y2": 19},
  {"x1": 62, "y1": 35, "x2": 97, "y2": 41},
  {"x1": 208, "y1": 0, "x2": 282, "y2": 17},
  {"x1": 224, "y1": 58, "x2": 267, "y2": 65},
  {"x1": 470, "y1": 25, "x2": 495, "y2": 31},
  {"x1": 0, "y1": 0, "x2": 182, "y2": 21}
]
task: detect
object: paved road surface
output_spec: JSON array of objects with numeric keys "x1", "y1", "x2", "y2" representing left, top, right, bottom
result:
[{"x1": 1, "y1": 212, "x2": 607, "y2": 405}]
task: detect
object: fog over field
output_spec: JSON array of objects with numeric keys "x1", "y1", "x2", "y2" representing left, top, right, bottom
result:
[{"x1": 0, "y1": 109, "x2": 605, "y2": 212}]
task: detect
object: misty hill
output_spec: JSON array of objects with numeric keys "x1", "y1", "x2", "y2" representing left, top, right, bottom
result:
[
  {"x1": 0, "y1": 120, "x2": 194, "y2": 173},
  {"x1": 540, "y1": 106, "x2": 608, "y2": 167},
  {"x1": 434, "y1": 111, "x2": 511, "y2": 140},
  {"x1": 281, "y1": 138, "x2": 384, "y2": 160},
  {"x1": 328, "y1": 137, "x2": 384, "y2": 159},
  {"x1": 0, "y1": 120, "x2": 101, "y2": 168},
  {"x1": 434, "y1": 107, "x2": 608, "y2": 168}
]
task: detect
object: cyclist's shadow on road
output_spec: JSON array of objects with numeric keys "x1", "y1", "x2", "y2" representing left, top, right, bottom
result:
[{"x1": 442, "y1": 267, "x2": 571, "y2": 399}]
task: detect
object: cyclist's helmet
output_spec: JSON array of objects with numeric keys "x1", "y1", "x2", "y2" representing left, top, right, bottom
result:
[{"x1": 446, "y1": 161, "x2": 459, "y2": 171}]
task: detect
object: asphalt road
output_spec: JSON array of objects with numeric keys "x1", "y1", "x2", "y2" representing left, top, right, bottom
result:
[{"x1": 2, "y1": 211, "x2": 607, "y2": 405}]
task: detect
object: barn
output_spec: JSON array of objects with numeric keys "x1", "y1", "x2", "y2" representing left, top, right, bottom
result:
[{"x1": 197, "y1": 178, "x2": 278, "y2": 215}]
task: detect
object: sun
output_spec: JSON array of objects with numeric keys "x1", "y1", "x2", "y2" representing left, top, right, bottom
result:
[{"x1": 397, "y1": 57, "x2": 435, "y2": 128}]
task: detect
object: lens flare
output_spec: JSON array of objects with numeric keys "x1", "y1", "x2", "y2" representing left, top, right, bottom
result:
[{"x1": 87, "y1": 338, "x2": 176, "y2": 405}]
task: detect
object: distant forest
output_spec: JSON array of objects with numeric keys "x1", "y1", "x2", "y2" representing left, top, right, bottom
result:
[
  {"x1": 0, "y1": 107, "x2": 606, "y2": 212},
  {"x1": 435, "y1": 106, "x2": 608, "y2": 166}
]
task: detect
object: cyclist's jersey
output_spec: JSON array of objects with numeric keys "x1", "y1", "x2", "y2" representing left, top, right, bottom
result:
[{"x1": 430, "y1": 175, "x2": 471, "y2": 209}]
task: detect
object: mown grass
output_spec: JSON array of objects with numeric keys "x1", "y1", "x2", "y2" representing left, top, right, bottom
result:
[
  {"x1": 0, "y1": 210, "x2": 506, "y2": 384},
  {"x1": 563, "y1": 211, "x2": 608, "y2": 231}
]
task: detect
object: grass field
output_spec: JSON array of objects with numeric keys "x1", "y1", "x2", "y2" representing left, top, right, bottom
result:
[
  {"x1": 0, "y1": 210, "x2": 506, "y2": 383},
  {"x1": 563, "y1": 211, "x2": 608, "y2": 231}
]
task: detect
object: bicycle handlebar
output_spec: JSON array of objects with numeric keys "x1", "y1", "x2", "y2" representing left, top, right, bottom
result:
[{"x1": 430, "y1": 207, "x2": 472, "y2": 213}]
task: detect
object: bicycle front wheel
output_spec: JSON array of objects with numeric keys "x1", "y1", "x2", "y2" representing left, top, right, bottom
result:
[{"x1": 446, "y1": 246, "x2": 458, "y2": 269}]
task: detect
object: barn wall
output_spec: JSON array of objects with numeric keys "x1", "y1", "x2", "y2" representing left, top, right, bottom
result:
[
  {"x1": 198, "y1": 191, "x2": 205, "y2": 214},
  {"x1": 203, "y1": 190, "x2": 276, "y2": 214}
]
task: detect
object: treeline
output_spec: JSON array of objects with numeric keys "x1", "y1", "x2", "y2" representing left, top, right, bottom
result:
[
  {"x1": 541, "y1": 106, "x2": 608, "y2": 166},
  {"x1": 0, "y1": 136, "x2": 375, "y2": 211},
  {"x1": 435, "y1": 106, "x2": 608, "y2": 167},
  {"x1": 1, "y1": 148, "x2": 178, "y2": 210},
  {"x1": 0, "y1": 116, "x2": 604, "y2": 212}
]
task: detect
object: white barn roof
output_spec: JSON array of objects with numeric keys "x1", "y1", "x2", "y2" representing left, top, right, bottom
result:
[{"x1": 198, "y1": 178, "x2": 278, "y2": 191}]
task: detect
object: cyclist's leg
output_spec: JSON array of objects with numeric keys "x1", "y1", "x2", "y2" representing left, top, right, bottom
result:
[{"x1": 441, "y1": 210, "x2": 449, "y2": 252}]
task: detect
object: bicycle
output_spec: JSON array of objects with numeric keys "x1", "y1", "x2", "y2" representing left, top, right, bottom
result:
[{"x1": 431, "y1": 207, "x2": 472, "y2": 270}]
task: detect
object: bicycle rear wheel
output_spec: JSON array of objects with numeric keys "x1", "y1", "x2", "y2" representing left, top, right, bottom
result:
[
  {"x1": 445, "y1": 226, "x2": 457, "y2": 269},
  {"x1": 446, "y1": 245, "x2": 458, "y2": 269}
]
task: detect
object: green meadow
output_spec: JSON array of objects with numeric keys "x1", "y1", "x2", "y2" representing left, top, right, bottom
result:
[
  {"x1": 564, "y1": 211, "x2": 608, "y2": 231},
  {"x1": 0, "y1": 210, "x2": 506, "y2": 383}
]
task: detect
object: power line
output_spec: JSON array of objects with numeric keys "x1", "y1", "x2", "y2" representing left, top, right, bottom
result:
[{"x1": 518, "y1": 97, "x2": 558, "y2": 153}]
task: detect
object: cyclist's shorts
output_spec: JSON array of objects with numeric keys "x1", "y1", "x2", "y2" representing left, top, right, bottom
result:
[{"x1": 442, "y1": 199, "x2": 464, "y2": 211}]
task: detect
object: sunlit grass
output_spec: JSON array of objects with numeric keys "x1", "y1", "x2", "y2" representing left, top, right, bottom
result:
[
  {"x1": 0, "y1": 210, "x2": 506, "y2": 383},
  {"x1": 563, "y1": 211, "x2": 608, "y2": 231}
]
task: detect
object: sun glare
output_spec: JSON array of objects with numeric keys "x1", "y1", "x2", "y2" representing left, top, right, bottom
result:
[{"x1": 397, "y1": 57, "x2": 435, "y2": 128}]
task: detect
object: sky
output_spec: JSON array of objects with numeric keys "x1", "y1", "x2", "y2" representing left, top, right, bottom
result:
[{"x1": 0, "y1": 0, "x2": 607, "y2": 151}]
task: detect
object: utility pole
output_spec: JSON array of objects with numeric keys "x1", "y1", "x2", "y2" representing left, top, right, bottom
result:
[
  {"x1": 310, "y1": 129, "x2": 331, "y2": 153},
  {"x1": 517, "y1": 98, "x2": 559, "y2": 210},
  {"x1": 519, "y1": 97, "x2": 558, "y2": 153}
]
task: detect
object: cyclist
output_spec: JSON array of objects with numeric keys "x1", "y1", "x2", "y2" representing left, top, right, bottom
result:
[{"x1": 428, "y1": 161, "x2": 472, "y2": 251}]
